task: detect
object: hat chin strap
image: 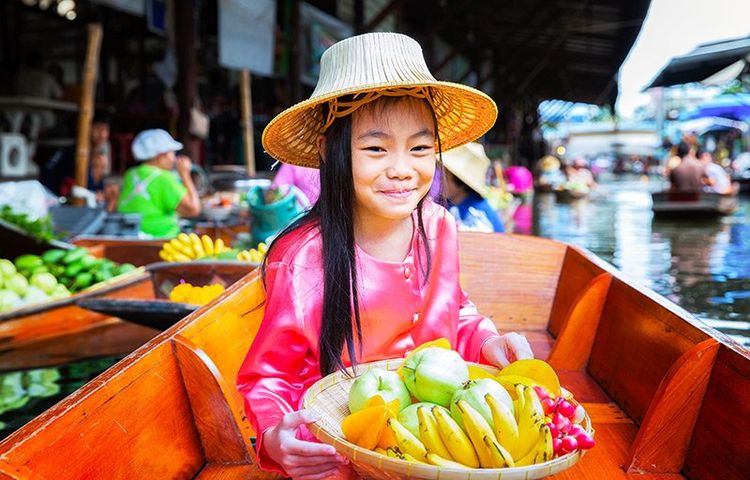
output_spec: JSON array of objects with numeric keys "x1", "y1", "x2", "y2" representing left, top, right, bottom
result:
[{"x1": 322, "y1": 86, "x2": 433, "y2": 131}]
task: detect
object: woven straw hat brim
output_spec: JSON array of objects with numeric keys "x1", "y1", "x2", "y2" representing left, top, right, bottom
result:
[
  {"x1": 442, "y1": 143, "x2": 491, "y2": 198},
  {"x1": 262, "y1": 80, "x2": 498, "y2": 168}
]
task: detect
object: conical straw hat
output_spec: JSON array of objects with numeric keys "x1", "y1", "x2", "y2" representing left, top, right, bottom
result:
[
  {"x1": 441, "y1": 142, "x2": 491, "y2": 197},
  {"x1": 262, "y1": 32, "x2": 498, "y2": 167}
]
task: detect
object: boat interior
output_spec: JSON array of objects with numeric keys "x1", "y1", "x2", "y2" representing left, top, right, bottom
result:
[{"x1": 0, "y1": 231, "x2": 748, "y2": 479}]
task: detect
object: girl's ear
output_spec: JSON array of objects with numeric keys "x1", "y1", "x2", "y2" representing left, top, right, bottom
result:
[{"x1": 317, "y1": 135, "x2": 327, "y2": 163}]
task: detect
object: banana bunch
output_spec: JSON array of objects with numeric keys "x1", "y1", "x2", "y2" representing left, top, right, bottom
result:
[
  {"x1": 380, "y1": 389, "x2": 554, "y2": 469},
  {"x1": 159, "y1": 233, "x2": 229, "y2": 262},
  {"x1": 236, "y1": 242, "x2": 268, "y2": 263}
]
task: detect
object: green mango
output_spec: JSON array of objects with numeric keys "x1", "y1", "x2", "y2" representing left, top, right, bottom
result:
[
  {"x1": 14, "y1": 254, "x2": 43, "y2": 271},
  {"x1": 41, "y1": 249, "x2": 67, "y2": 264},
  {"x1": 64, "y1": 262, "x2": 85, "y2": 278},
  {"x1": 61, "y1": 248, "x2": 88, "y2": 265}
]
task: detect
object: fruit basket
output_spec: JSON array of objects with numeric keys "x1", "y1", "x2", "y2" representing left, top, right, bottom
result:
[{"x1": 302, "y1": 358, "x2": 592, "y2": 480}]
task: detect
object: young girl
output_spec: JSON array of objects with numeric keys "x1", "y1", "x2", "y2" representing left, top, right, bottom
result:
[{"x1": 237, "y1": 32, "x2": 533, "y2": 479}]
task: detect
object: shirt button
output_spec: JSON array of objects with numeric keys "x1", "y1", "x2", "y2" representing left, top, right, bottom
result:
[{"x1": 404, "y1": 266, "x2": 411, "y2": 279}]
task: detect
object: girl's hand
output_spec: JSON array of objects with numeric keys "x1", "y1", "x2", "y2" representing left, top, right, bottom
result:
[
  {"x1": 262, "y1": 409, "x2": 349, "y2": 480},
  {"x1": 482, "y1": 332, "x2": 534, "y2": 368}
]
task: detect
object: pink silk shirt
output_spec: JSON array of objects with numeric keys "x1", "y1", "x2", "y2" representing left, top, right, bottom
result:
[{"x1": 236, "y1": 199, "x2": 501, "y2": 474}]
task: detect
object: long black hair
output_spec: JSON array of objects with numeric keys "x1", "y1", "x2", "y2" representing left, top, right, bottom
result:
[{"x1": 262, "y1": 94, "x2": 444, "y2": 376}]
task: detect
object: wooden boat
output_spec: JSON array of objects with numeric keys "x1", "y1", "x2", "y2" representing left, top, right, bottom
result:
[
  {"x1": 651, "y1": 184, "x2": 740, "y2": 217},
  {"x1": 0, "y1": 261, "x2": 257, "y2": 372},
  {"x1": 0, "y1": 231, "x2": 748, "y2": 479},
  {"x1": 0, "y1": 270, "x2": 158, "y2": 372}
]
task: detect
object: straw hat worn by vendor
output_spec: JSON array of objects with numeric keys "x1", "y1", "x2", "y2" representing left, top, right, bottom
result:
[
  {"x1": 441, "y1": 142, "x2": 505, "y2": 232},
  {"x1": 117, "y1": 129, "x2": 201, "y2": 237}
]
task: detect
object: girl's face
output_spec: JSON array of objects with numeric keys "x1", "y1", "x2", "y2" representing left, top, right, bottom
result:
[{"x1": 349, "y1": 99, "x2": 436, "y2": 226}]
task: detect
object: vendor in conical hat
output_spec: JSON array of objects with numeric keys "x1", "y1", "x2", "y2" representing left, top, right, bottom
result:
[
  {"x1": 441, "y1": 142, "x2": 505, "y2": 232},
  {"x1": 237, "y1": 32, "x2": 533, "y2": 477}
]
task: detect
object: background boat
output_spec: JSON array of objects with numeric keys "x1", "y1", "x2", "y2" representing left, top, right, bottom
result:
[{"x1": 651, "y1": 184, "x2": 740, "y2": 217}]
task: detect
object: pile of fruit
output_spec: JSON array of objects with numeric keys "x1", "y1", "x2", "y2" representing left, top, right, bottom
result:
[
  {"x1": 159, "y1": 233, "x2": 232, "y2": 262},
  {"x1": 168, "y1": 282, "x2": 225, "y2": 305},
  {"x1": 0, "y1": 249, "x2": 137, "y2": 313},
  {"x1": 339, "y1": 340, "x2": 593, "y2": 469},
  {"x1": 0, "y1": 205, "x2": 58, "y2": 243},
  {"x1": 159, "y1": 233, "x2": 268, "y2": 264},
  {"x1": 236, "y1": 242, "x2": 267, "y2": 263}
]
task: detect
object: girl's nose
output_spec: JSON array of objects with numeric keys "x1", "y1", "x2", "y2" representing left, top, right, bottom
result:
[{"x1": 385, "y1": 152, "x2": 413, "y2": 179}]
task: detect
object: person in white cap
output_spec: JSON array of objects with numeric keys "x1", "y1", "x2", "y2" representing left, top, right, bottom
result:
[
  {"x1": 116, "y1": 128, "x2": 201, "y2": 237},
  {"x1": 236, "y1": 32, "x2": 533, "y2": 478},
  {"x1": 442, "y1": 142, "x2": 505, "y2": 233}
]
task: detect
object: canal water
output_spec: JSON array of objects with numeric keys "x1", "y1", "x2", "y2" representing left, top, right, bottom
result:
[{"x1": 521, "y1": 173, "x2": 750, "y2": 348}]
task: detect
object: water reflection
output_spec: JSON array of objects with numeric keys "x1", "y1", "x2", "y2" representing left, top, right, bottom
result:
[
  {"x1": 530, "y1": 174, "x2": 750, "y2": 347},
  {"x1": 0, "y1": 356, "x2": 121, "y2": 439}
]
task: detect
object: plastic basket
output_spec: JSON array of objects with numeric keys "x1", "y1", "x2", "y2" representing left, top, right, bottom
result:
[
  {"x1": 302, "y1": 359, "x2": 592, "y2": 480},
  {"x1": 247, "y1": 185, "x2": 307, "y2": 243}
]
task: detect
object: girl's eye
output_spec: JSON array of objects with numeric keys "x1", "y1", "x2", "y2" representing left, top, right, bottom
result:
[
  {"x1": 412, "y1": 145, "x2": 432, "y2": 152},
  {"x1": 365, "y1": 146, "x2": 385, "y2": 152}
]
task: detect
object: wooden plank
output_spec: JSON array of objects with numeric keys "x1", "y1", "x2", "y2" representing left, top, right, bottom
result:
[
  {"x1": 547, "y1": 247, "x2": 607, "y2": 337},
  {"x1": 0, "y1": 276, "x2": 153, "y2": 349},
  {"x1": 683, "y1": 346, "x2": 750, "y2": 480},
  {"x1": 626, "y1": 339, "x2": 720, "y2": 474},
  {"x1": 588, "y1": 278, "x2": 710, "y2": 423},
  {"x1": 0, "y1": 320, "x2": 157, "y2": 371},
  {"x1": 548, "y1": 273, "x2": 612, "y2": 370},
  {"x1": 551, "y1": 423, "x2": 684, "y2": 480},
  {"x1": 458, "y1": 232, "x2": 566, "y2": 331},
  {"x1": 0, "y1": 343, "x2": 205, "y2": 479},
  {"x1": 172, "y1": 335, "x2": 254, "y2": 464}
]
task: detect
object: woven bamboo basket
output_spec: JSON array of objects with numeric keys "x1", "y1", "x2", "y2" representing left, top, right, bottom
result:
[{"x1": 302, "y1": 359, "x2": 592, "y2": 480}]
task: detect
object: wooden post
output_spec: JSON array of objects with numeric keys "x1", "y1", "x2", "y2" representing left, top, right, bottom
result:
[
  {"x1": 175, "y1": 1, "x2": 198, "y2": 160},
  {"x1": 74, "y1": 23, "x2": 103, "y2": 190},
  {"x1": 239, "y1": 70, "x2": 255, "y2": 177}
]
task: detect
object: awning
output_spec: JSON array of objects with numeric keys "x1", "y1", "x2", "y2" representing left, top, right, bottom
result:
[{"x1": 645, "y1": 36, "x2": 750, "y2": 89}]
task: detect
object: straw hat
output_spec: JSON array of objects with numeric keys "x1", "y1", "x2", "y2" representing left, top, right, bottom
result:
[
  {"x1": 262, "y1": 32, "x2": 498, "y2": 168},
  {"x1": 441, "y1": 142, "x2": 491, "y2": 197}
]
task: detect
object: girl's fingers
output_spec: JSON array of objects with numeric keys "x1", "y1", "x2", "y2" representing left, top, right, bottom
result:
[
  {"x1": 292, "y1": 466, "x2": 342, "y2": 480},
  {"x1": 285, "y1": 437, "x2": 338, "y2": 457},
  {"x1": 285, "y1": 454, "x2": 346, "y2": 468}
]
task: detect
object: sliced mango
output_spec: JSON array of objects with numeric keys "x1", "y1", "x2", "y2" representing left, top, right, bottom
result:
[
  {"x1": 468, "y1": 365, "x2": 495, "y2": 380},
  {"x1": 342, "y1": 405, "x2": 387, "y2": 446},
  {"x1": 498, "y1": 359, "x2": 562, "y2": 397}
]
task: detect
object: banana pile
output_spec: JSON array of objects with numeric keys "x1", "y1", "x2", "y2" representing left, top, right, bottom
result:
[
  {"x1": 236, "y1": 242, "x2": 268, "y2": 263},
  {"x1": 340, "y1": 341, "x2": 594, "y2": 470},
  {"x1": 159, "y1": 233, "x2": 229, "y2": 262}
]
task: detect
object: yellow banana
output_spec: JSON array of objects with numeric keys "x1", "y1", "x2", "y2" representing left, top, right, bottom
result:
[
  {"x1": 426, "y1": 453, "x2": 470, "y2": 468},
  {"x1": 402, "y1": 452, "x2": 427, "y2": 464},
  {"x1": 189, "y1": 233, "x2": 205, "y2": 258},
  {"x1": 514, "y1": 385, "x2": 525, "y2": 423},
  {"x1": 538, "y1": 424, "x2": 554, "y2": 464},
  {"x1": 515, "y1": 386, "x2": 545, "y2": 461},
  {"x1": 162, "y1": 242, "x2": 178, "y2": 257},
  {"x1": 177, "y1": 233, "x2": 191, "y2": 245},
  {"x1": 171, "y1": 251, "x2": 192, "y2": 262},
  {"x1": 170, "y1": 238, "x2": 194, "y2": 257},
  {"x1": 159, "y1": 250, "x2": 172, "y2": 261},
  {"x1": 455, "y1": 400, "x2": 495, "y2": 468},
  {"x1": 385, "y1": 447, "x2": 405, "y2": 459},
  {"x1": 513, "y1": 425, "x2": 551, "y2": 467},
  {"x1": 485, "y1": 393, "x2": 520, "y2": 458},
  {"x1": 432, "y1": 406, "x2": 479, "y2": 468},
  {"x1": 417, "y1": 406, "x2": 454, "y2": 461},
  {"x1": 387, "y1": 418, "x2": 427, "y2": 462},
  {"x1": 482, "y1": 435, "x2": 515, "y2": 468},
  {"x1": 214, "y1": 238, "x2": 226, "y2": 253},
  {"x1": 257, "y1": 242, "x2": 268, "y2": 254},
  {"x1": 201, "y1": 234, "x2": 214, "y2": 256}
]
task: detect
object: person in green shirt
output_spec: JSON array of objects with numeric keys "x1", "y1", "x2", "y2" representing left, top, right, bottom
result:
[{"x1": 117, "y1": 129, "x2": 201, "y2": 237}]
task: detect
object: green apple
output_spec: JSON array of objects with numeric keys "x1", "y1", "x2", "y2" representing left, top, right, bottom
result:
[
  {"x1": 450, "y1": 378, "x2": 514, "y2": 429},
  {"x1": 0, "y1": 259, "x2": 16, "y2": 279},
  {"x1": 401, "y1": 347, "x2": 469, "y2": 407},
  {"x1": 348, "y1": 367, "x2": 411, "y2": 413},
  {"x1": 396, "y1": 401, "x2": 445, "y2": 438}
]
